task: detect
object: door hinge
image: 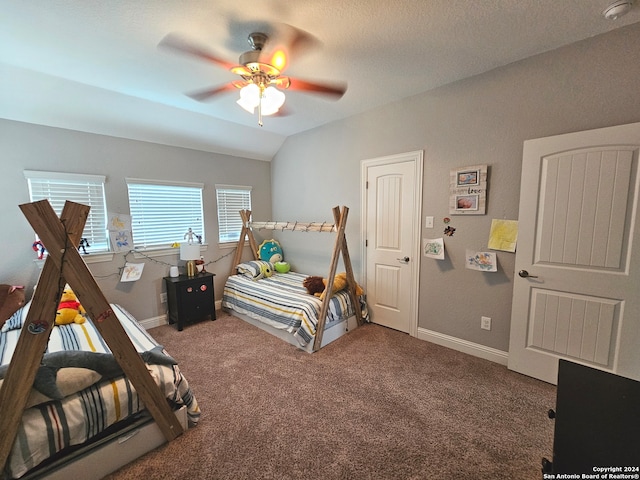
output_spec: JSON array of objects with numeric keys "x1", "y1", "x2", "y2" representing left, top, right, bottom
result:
[
  {"x1": 366, "y1": 181, "x2": 369, "y2": 189},
  {"x1": 365, "y1": 239, "x2": 368, "y2": 247}
]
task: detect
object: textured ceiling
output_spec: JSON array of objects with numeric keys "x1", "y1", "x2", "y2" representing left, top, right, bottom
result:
[{"x1": 1, "y1": 0, "x2": 639, "y2": 160}]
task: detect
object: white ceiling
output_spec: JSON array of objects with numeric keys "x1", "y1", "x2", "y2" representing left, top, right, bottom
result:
[{"x1": 2, "y1": 1, "x2": 639, "y2": 161}]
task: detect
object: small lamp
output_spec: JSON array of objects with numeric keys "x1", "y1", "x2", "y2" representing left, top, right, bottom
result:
[{"x1": 180, "y1": 244, "x2": 201, "y2": 277}]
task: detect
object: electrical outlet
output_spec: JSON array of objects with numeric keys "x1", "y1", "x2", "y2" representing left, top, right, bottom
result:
[
  {"x1": 481, "y1": 316, "x2": 491, "y2": 330},
  {"x1": 160, "y1": 292, "x2": 167, "y2": 304}
]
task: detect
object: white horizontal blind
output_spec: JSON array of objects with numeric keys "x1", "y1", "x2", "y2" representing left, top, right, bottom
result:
[
  {"x1": 216, "y1": 185, "x2": 252, "y2": 243},
  {"x1": 127, "y1": 179, "x2": 204, "y2": 250},
  {"x1": 24, "y1": 170, "x2": 109, "y2": 252}
]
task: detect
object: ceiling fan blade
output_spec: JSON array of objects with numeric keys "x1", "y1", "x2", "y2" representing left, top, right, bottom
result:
[
  {"x1": 159, "y1": 34, "x2": 237, "y2": 71},
  {"x1": 281, "y1": 24, "x2": 321, "y2": 60},
  {"x1": 285, "y1": 77, "x2": 347, "y2": 99},
  {"x1": 186, "y1": 83, "x2": 238, "y2": 102}
]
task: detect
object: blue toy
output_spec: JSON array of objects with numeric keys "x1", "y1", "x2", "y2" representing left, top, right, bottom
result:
[{"x1": 258, "y1": 239, "x2": 283, "y2": 263}]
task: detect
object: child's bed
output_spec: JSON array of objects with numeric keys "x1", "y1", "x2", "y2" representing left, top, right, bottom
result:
[
  {"x1": 0, "y1": 301, "x2": 200, "y2": 479},
  {"x1": 223, "y1": 206, "x2": 367, "y2": 352},
  {"x1": 222, "y1": 269, "x2": 366, "y2": 353}
]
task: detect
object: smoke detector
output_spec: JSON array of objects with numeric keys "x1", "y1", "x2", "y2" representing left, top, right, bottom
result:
[{"x1": 602, "y1": 0, "x2": 633, "y2": 20}]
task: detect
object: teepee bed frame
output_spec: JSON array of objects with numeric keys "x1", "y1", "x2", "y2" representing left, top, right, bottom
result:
[
  {"x1": 223, "y1": 206, "x2": 365, "y2": 353},
  {"x1": 0, "y1": 201, "x2": 191, "y2": 480}
]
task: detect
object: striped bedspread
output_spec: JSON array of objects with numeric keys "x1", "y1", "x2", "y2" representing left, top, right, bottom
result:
[
  {"x1": 221, "y1": 271, "x2": 358, "y2": 346},
  {"x1": 0, "y1": 302, "x2": 200, "y2": 479}
]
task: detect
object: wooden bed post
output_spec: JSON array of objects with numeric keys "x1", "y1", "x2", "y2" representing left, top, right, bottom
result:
[
  {"x1": 0, "y1": 200, "x2": 184, "y2": 470},
  {"x1": 312, "y1": 206, "x2": 363, "y2": 351},
  {"x1": 0, "y1": 201, "x2": 88, "y2": 469},
  {"x1": 330, "y1": 206, "x2": 364, "y2": 329},
  {"x1": 230, "y1": 209, "x2": 260, "y2": 276}
]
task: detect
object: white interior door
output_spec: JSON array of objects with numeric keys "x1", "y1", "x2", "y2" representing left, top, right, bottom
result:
[
  {"x1": 362, "y1": 151, "x2": 423, "y2": 335},
  {"x1": 508, "y1": 122, "x2": 640, "y2": 384}
]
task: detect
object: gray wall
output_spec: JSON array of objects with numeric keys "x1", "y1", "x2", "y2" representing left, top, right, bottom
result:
[
  {"x1": 0, "y1": 120, "x2": 271, "y2": 321},
  {"x1": 270, "y1": 23, "x2": 640, "y2": 353}
]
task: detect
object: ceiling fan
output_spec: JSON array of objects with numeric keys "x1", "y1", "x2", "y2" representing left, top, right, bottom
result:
[{"x1": 159, "y1": 28, "x2": 347, "y2": 127}]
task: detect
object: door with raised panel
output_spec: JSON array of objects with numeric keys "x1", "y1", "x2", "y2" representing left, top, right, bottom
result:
[
  {"x1": 508, "y1": 122, "x2": 640, "y2": 384},
  {"x1": 363, "y1": 151, "x2": 422, "y2": 334}
]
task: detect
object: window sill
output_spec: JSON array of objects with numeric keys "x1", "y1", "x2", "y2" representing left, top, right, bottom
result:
[
  {"x1": 218, "y1": 242, "x2": 239, "y2": 249},
  {"x1": 130, "y1": 244, "x2": 208, "y2": 259}
]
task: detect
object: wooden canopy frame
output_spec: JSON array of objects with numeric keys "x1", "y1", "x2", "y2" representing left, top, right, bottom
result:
[
  {"x1": 0, "y1": 200, "x2": 183, "y2": 471},
  {"x1": 230, "y1": 205, "x2": 363, "y2": 351}
]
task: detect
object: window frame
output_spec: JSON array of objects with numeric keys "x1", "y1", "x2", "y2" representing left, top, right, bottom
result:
[
  {"x1": 215, "y1": 184, "x2": 252, "y2": 245},
  {"x1": 24, "y1": 170, "x2": 110, "y2": 255},
  {"x1": 126, "y1": 178, "x2": 205, "y2": 252}
]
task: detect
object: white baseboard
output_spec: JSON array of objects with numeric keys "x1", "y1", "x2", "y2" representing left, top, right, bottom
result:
[
  {"x1": 139, "y1": 315, "x2": 167, "y2": 330},
  {"x1": 138, "y1": 300, "x2": 223, "y2": 330},
  {"x1": 417, "y1": 327, "x2": 508, "y2": 366}
]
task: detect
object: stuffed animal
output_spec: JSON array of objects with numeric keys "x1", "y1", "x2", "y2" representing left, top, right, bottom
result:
[
  {"x1": 0, "y1": 285, "x2": 26, "y2": 329},
  {"x1": 256, "y1": 262, "x2": 273, "y2": 279},
  {"x1": 302, "y1": 273, "x2": 365, "y2": 300},
  {"x1": 274, "y1": 261, "x2": 290, "y2": 273},
  {"x1": 55, "y1": 285, "x2": 86, "y2": 325},
  {"x1": 258, "y1": 239, "x2": 284, "y2": 263},
  {"x1": 319, "y1": 272, "x2": 364, "y2": 300},
  {"x1": 303, "y1": 276, "x2": 325, "y2": 296}
]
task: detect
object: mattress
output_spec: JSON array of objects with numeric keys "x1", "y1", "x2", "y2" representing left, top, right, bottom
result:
[
  {"x1": 222, "y1": 271, "x2": 362, "y2": 346},
  {"x1": 0, "y1": 302, "x2": 200, "y2": 479}
]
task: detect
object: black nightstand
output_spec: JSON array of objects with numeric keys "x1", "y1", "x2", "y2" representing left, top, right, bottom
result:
[{"x1": 163, "y1": 272, "x2": 216, "y2": 331}]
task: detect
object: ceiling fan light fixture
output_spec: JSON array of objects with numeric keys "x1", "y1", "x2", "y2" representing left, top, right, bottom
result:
[
  {"x1": 237, "y1": 84, "x2": 285, "y2": 123},
  {"x1": 237, "y1": 83, "x2": 260, "y2": 113},
  {"x1": 261, "y1": 87, "x2": 286, "y2": 116}
]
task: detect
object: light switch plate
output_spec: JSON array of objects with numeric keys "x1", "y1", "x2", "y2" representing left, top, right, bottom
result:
[{"x1": 425, "y1": 216, "x2": 434, "y2": 228}]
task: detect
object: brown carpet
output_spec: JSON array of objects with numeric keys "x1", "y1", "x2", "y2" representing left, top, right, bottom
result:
[{"x1": 104, "y1": 311, "x2": 556, "y2": 480}]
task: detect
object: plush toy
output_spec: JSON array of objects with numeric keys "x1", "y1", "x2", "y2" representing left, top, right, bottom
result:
[
  {"x1": 274, "y1": 261, "x2": 290, "y2": 273},
  {"x1": 302, "y1": 276, "x2": 326, "y2": 296},
  {"x1": 55, "y1": 285, "x2": 86, "y2": 325},
  {"x1": 256, "y1": 262, "x2": 273, "y2": 279},
  {"x1": 319, "y1": 273, "x2": 364, "y2": 300},
  {"x1": 258, "y1": 239, "x2": 284, "y2": 263},
  {"x1": 303, "y1": 273, "x2": 364, "y2": 299},
  {"x1": 0, "y1": 285, "x2": 26, "y2": 329}
]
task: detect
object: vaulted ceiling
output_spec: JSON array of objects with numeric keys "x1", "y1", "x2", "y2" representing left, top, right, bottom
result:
[{"x1": 2, "y1": 1, "x2": 639, "y2": 160}]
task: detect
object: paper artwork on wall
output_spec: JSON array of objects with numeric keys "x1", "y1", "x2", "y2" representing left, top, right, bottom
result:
[
  {"x1": 465, "y1": 249, "x2": 497, "y2": 272},
  {"x1": 488, "y1": 219, "x2": 519, "y2": 252},
  {"x1": 108, "y1": 213, "x2": 131, "y2": 231},
  {"x1": 450, "y1": 164, "x2": 487, "y2": 215},
  {"x1": 120, "y1": 262, "x2": 144, "y2": 282},
  {"x1": 110, "y1": 230, "x2": 132, "y2": 253},
  {"x1": 423, "y1": 238, "x2": 445, "y2": 260},
  {"x1": 108, "y1": 213, "x2": 133, "y2": 253}
]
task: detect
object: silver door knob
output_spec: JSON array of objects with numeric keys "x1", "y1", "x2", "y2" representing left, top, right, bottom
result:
[
  {"x1": 397, "y1": 256, "x2": 410, "y2": 263},
  {"x1": 518, "y1": 269, "x2": 538, "y2": 278}
]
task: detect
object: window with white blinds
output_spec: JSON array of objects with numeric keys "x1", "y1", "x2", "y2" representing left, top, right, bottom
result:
[
  {"x1": 216, "y1": 185, "x2": 252, "y2": 243},
  {"x1": 127, "y1": 179, "x2": 204, "y2": 250},
  {"x1": 24, "y1": 170, "x2": 109, "y2": 253}
]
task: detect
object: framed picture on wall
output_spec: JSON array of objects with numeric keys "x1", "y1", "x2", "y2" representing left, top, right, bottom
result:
[
  {"x1": 455, "y1": 194, "x2": 479, "y2": 211},
  {"x1": 450, "y1": 164, "x2": 487, "y2": 215}
]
